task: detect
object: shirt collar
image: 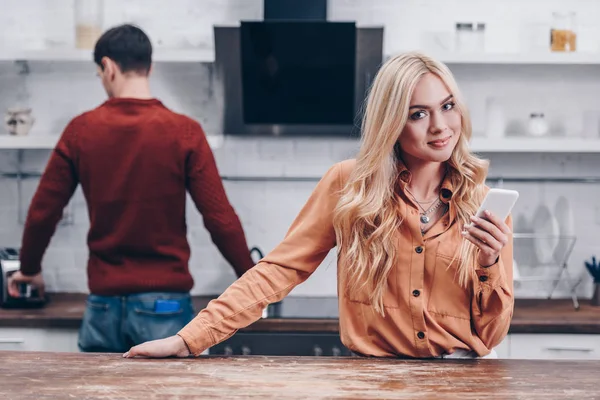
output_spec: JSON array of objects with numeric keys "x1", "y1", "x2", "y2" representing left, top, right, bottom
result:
[{"x1": 396, "y1": 160, "x2": 454, "y2": 204}]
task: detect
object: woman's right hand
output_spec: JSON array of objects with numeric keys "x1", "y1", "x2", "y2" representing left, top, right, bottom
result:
[{"x1": 123, "y1": 335, "x2": 191, "y2": 359}]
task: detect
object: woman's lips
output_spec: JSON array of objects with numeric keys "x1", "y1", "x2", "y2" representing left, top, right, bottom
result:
[{"x1": 428, "y1": 136, "x2": 452, "y2": 148}]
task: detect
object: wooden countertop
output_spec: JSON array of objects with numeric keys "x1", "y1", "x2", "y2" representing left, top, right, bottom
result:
[
  {"x1": 0, "y1": 294, "x2": 599, "y2": 334},
  {"x1": 1, "y1": 351, "x2": 599, "y2": 399}
]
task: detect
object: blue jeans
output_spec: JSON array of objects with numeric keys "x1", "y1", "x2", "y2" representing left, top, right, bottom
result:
[{"x1": 78, "y1": 292, "x2": 195, "y2": 353}]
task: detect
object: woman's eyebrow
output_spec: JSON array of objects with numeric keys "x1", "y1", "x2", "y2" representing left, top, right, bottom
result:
[{"x1": 409, "y1": 94, "x2": 454, "y2": 110}]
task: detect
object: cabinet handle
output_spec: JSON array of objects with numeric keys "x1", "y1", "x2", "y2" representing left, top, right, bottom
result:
[
  {"x1": 313, "y1": 346, "x2": 323, "y2": 357},
  {"x1": 544, "y1": 347, "x2": 594, "y2": 353},
  {"x1": 0, "y1": 338, "x2": 25, "y2": 344}
]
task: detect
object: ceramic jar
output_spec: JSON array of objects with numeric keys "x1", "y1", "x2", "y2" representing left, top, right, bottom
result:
[{"x1": 5, "y1": 107, "x2": 35, "y2": 136}]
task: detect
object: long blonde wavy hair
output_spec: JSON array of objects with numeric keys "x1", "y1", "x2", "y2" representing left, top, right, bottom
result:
[{"x1": 333, "y1": 52, "x2": 489, "y2": 316}]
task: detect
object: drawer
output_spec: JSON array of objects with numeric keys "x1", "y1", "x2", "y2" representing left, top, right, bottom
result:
[
  {"x1": 0, "y1": 336, "x2": 27, "y2": 351},
  {"x1": 510, "y1": 334, "x2": 600, "y2": 360},
  {"x1": 0, "y1": 328, "x2": 79, "y2": 352}
]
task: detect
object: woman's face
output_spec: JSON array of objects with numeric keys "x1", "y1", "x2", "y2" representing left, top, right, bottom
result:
[{"x1": 398, "y1": 73, "x2": 462, "y2": 165}]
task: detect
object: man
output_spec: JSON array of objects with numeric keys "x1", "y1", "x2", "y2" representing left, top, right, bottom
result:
[{"x1": 8, "y1": 24, "x2": 255, "y2": 352}]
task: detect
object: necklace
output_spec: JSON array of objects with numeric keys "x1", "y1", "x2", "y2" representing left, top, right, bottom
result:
[
  {"x1": 419, "y1": 203, "x2": 449, "y2": 235},
  {"x1": 405, "y1": 188, "x2": 443, "y2": 224},
  {"x1": 416, "y1": 198, "x2": 443, "y2": 224}
]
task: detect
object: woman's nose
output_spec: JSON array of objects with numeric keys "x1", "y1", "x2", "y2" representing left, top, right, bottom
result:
[{"x1": 428, "y1": 112, "x2": 447, "y2": 134}]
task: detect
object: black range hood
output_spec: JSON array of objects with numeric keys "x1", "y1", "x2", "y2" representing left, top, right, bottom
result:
[{"x1": 213, "y1": 2, "x2": 384, "y2": 137}]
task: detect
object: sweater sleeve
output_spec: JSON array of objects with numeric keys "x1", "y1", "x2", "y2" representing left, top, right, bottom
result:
[
  {"x1": 184, "y1": 121, "x2": 254, "y2": 277},
  {"x1": 19, "y1": 121, "x2": 80, "y2": 276}
]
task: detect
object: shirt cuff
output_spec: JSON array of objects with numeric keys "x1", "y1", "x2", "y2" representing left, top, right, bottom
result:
[
  {"x1": 177, "y1": 319, "x2": 215, "y2": 356},
  {"x1": 475, "y1": 257, "x2": 504, "y2": 289}
]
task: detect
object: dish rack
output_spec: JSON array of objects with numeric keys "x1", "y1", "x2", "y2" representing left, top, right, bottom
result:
[{"x1": 512, "y1": 233, "x2": 580, "y2": 309}]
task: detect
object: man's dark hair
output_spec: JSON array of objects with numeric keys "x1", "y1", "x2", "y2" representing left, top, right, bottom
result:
[{"x1": 94, "y1": 24, "x2": 152, "y2": 75}]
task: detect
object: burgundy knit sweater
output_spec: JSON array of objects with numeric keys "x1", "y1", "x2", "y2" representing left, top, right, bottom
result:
[{"x1": 19, "y1": 98, "x2": 255, "y2": 295}]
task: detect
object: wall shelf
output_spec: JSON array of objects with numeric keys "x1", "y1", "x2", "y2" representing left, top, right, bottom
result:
[
  {"x1": 0, "y1": 136, "x2": 596, "y2": 153},
  {"x1": 470, "y1": 137, "x2": 600, "y2": 153},
  {"x1": 0, "y1": 48, "x2": 214, "y2": 63},
  {"x1": 0, "y1": 134, "x2": 223, "y2": 150},
  {"x1": 422, "y1": 52, "x2": 600, "y2": 65},
  {"x1": 6, "y1": 50, "x2": 599, "y2": 66},
  {"x1": 0, "y1": 136, "x2": 58, "y2": 149}
]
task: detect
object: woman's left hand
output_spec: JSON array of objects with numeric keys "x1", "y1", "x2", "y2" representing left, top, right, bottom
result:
[{"x1": 461, "y1": 210, "x2": 511, "y2": 267}]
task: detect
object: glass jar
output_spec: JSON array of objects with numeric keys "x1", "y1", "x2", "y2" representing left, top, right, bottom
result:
[
  {"x1": 75, "y1": 0, "x2": 104, "y2": 49},
  {"x1": 528, "y1": 113, "x2": 549, "y2": 137},
  {"x1": 455, "y1": 22, "x2": 485, "y2": 53},
  {"x1": 551, "y1": 12, "x2": 576, "y2": 52}
]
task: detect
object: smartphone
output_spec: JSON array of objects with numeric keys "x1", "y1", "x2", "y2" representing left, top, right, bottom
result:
[
  {"x1": 154, "y1": 299, "x2": 182, "y2": 313},
  {"x1": 475, "y1": 188, "x2": 519, "y2": 220}
]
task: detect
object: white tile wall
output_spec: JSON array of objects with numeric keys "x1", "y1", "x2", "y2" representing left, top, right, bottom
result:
[{"x1": 0, "y1": 0, "x2": 599, "y2": 300}]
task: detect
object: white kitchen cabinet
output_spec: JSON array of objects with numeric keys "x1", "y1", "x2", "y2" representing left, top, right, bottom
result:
[
  {"x1": 509, "y1": 334, "x2": 600, "y2": 360},
  {"x1": 0, "y1": 328, "x2": 79, "y2": 353},
  {"x1": 494, "y1": 336, "x2": 510, "y2": 359}
]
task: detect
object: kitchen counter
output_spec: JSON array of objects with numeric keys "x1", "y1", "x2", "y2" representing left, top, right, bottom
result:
[
  {"x1": 1, "y1": 351, "x2": 599, "y2": 399},
  {"x1": 0, "y1": 294, "x2": 599, "y2": 334}
]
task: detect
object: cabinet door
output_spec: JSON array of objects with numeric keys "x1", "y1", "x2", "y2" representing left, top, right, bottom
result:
[
  {"x1": 510, "y1": 334, "x2": 600, "y2": 360},
  {"x1": 0, "y1": 328, "x2": 79, "y2": 352}
]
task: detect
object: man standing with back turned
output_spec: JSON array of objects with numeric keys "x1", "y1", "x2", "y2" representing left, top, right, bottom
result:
[{"x1": 8, "y1": 24, "x2": 255, "y2": 352}]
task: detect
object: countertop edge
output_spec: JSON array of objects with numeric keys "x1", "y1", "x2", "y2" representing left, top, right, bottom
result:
[{"x1": 1, "y1": 296, "x2": 599, "y2": 334}]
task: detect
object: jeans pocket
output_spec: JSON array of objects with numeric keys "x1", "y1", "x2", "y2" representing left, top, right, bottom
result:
[
  {"x1": 78, "y1": 296, "x2": 122, "y2": 352},
  {"x1": 86, "y1": 300, "x2": 109, "y2": 311},
  {"x1": 127, "y1": 295, "x2": 194, "y2": 344}
]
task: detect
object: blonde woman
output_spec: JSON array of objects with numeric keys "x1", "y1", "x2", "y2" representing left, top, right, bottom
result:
[{"x1": 124, "y1": 52, "x2": 514, "y2": 360}]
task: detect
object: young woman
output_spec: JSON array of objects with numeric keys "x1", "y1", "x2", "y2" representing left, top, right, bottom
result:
[{"x1": 124, "y1": 52, "x2": 514, "y2": 360}]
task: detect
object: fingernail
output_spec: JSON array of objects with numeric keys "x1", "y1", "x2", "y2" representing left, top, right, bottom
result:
[
  {"x1": 484, "y1": 210, "x2": 491, "y2": 216},
  {"x1": 123, "y1": 352, "x2": 129, "y2": 358},
  {"x1": 471, "y1": 216, "x2": 478, "y2": 222}
]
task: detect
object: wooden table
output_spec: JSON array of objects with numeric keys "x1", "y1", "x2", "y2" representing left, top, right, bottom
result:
[{"x1": 1, "y1": 351, "x2": 599, "y2": 399}]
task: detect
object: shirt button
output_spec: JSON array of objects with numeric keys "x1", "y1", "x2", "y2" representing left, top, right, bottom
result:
[
  {"x1": 415, "y1": 246, "x2": 423, "y2": 254},
  {"x1": 479, "y1": 275, "x2": 489, "y2": 282},
  {"x1": 417, "y1": 331, "x2": 425, "y2": 339},
  {"x1": 412, "y1": 290, "x2": 420, "y2": 297}
]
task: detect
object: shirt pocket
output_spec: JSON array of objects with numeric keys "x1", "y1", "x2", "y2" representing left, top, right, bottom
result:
[
  {"x1": 427, "y1": 252, "x2": 472, "y2": 319},
  {"x1": 343, "y1": 264, "x2": 400, "y2": 308}
]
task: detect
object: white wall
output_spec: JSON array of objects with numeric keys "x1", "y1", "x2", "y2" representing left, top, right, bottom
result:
[{"x1": 0, "y1": 0, "x2": 599, "y2": 300}]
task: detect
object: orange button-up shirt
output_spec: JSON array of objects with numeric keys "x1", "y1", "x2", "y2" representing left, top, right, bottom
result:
[{"x1": 178, "y1": 159, "x2": 514, "y2": 358}]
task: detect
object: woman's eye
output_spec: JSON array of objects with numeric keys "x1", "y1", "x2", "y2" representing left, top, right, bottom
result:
[
  {"x1": 442, "y1": 102, "x2": 455, "y2": 111},
  {"x1": 410, "y1": 111, "x2": 427, "y2": 120}
]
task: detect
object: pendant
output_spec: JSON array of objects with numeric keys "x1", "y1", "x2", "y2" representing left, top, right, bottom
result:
[{"x1": 420, "y1": 215, "x2": 430, "y2": 224}]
